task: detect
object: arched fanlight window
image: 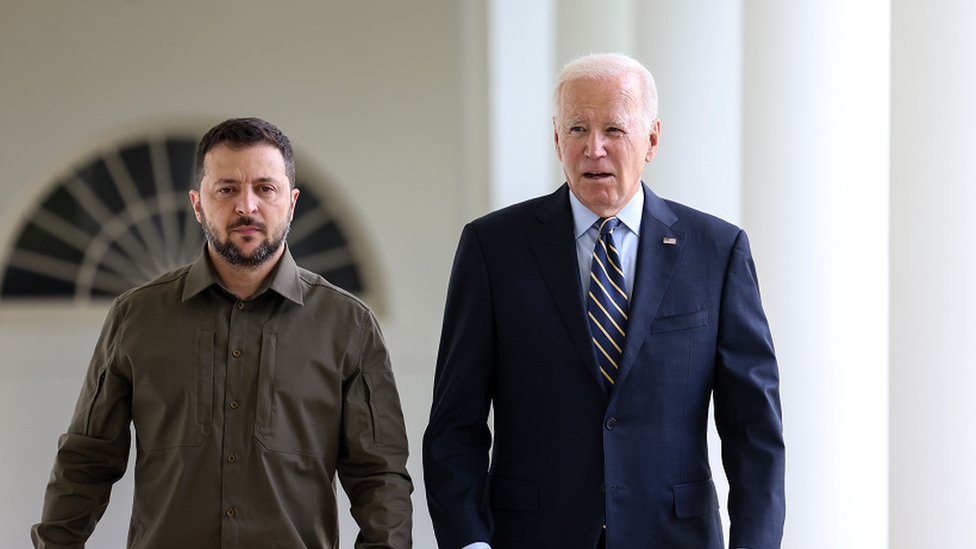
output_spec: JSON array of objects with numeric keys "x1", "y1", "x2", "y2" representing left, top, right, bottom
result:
[{"x1": 1, "y1": 135, "x2": 376, "y2": 307}]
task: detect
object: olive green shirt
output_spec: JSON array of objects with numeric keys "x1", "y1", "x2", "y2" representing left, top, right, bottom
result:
[{"x1": 32, "y1": 248, "x2": 413, "y2": 549}]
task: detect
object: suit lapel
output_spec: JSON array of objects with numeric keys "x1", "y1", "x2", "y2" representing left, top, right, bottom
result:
[
  {"x1": 527, "y1": 185, "x2": 604, "y2": 388},
  {"x1": 612, "y1": 185, "x2": 684, "y2": 395}
]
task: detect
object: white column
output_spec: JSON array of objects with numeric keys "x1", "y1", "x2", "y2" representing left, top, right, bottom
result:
[
  {"x1": 487, "y1": 0, "x2": 556, "y2": 209},
  {"x1": 554, "y1": 0, "x2": 634, "y2": 63},
  {"x1": 743, "y1": 2, "x2": 890, "y2": 548},
  {"x1": 634, "y1": 0, "x2": 743, "y2": 224},
  {"x1": 890, "y1": 1, "x2": 976, "y2": 547}
]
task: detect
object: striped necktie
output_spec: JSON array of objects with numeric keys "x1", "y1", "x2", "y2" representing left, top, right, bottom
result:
[{"x1": 587, "y1": 217, "x2": 629, "y2": 393}]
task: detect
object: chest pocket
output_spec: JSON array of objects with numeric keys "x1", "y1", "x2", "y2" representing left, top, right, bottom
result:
[
  {"x1": 132, "y1": 325, "x2": 215, "y2": 450},
  {"x1": 254, "y1": 329, "x2": 345, "y2": 459},
  {"x1": 649, "y1": 309, "x2": 708, "y2": 334}
]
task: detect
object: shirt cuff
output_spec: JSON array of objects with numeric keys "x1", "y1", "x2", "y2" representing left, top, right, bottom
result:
[{"x1": 461, "y1": 543, "x2": 491, "y2": 549}]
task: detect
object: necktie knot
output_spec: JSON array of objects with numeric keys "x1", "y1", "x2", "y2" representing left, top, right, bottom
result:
[{"x1": 597, "y1": 217, "x2": 622, "y2": 236}]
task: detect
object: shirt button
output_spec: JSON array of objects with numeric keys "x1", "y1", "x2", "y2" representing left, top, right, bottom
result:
[
  {"x1": 605, "y1": 418, "x2": 617, "y2": 430},
  {"x1": 237, "y1": 301, "x2": 245, "y2": 310},
  {"x1": 227, "y1": 454, "x2": 236, "y2": 463},
  {"x1": 232, "y1": 349, "x2": 242, "y2": 358},
  {"x1": 230, "y1": 400, "x2": 239, "y2": 409},
  {"x1": 226, "y1": 508, "x2": 235, "y2": 517}
]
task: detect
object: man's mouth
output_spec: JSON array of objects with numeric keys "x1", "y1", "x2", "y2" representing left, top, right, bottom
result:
[
  {"x1": 229, "y1": 218, "x2": 267, "y2": 234},
  {"x1": 584, "y1": 172, "x2": 613, "y2": 179}
]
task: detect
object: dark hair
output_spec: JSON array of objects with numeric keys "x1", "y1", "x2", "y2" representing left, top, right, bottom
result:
[{"x1": 194, "y1": 117, "x2": 296, "y2": 189}]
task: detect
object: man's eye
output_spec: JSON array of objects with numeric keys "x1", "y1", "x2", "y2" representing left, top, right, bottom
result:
[
  {"x1": 569, "y1": 126, "x2": 585, "y2": 133},
  {"x1": 260, "y1": 186, "x2": 274, "y2": 193}
]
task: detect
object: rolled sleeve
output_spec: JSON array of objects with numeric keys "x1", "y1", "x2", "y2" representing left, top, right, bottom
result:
[
  {"x1": 32, "y1": 304, "x2": 133, "y2": 548},
  {"x1": 338, "y1": 310, "x2": 413, "y2": 549}
]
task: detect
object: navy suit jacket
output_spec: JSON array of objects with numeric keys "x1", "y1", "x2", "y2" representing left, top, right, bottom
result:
[{"x1": 423, "y1": 184, "x2": 785, "y2": 549}]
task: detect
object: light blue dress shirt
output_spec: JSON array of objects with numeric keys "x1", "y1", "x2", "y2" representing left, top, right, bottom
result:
[{"x1": 570, "y1": 185, "x2": 643, "y2": 299}]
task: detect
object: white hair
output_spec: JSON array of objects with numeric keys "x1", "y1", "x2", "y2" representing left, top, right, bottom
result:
[{"x1": 552, "y1": 53, "x2": 659, "y2": 130}]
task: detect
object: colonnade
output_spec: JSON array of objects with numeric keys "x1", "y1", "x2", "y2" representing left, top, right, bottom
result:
[{"x1": 478, "y1": 1, "x2": 976, "y2": 547}]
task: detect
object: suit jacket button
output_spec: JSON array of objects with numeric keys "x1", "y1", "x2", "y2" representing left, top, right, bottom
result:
[
  {"x1": 605, "y1": 418, "x2": 617, "y2": 430},
  {"x1": 601, "y1": 482, "x2": 606, "y2": 493}
]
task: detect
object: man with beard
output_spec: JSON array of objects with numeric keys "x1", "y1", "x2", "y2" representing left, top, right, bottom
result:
[{"x1": 31, "y1": 118, "x2": 413, "y2": 549}]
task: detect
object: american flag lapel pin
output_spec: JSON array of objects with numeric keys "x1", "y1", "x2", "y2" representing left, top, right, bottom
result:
[{"x1": 662, "y1": 237, "x2": 677, "y2": 245}]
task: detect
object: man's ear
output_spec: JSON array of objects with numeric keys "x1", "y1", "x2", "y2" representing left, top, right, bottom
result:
[
  {"x1": 189, "y1": 190, "x2": 203, "y2": 223},
  {"x1": 553, "y1": 116, "x2": 564, "y2": 162},
  {"x1": 289, "y1": 188, "x2": 300, "y2": 221},
  {"x1": 645, "y1": 118, "x2": 661, "y2": 163}
]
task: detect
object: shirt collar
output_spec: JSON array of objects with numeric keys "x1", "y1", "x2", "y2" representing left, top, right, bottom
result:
[
  {"x1": 267, "y1": 247, "x2": 305, "y2": 305},
  {"x1": 569, "y1": 182, "x2": 645, "y2": 238},
  {"x1": 182, "y1": 244, "x2": 305, "y2": 306}
]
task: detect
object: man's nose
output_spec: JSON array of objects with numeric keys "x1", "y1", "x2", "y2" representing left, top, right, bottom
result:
[
  {"x1": 235, "y1": 187, "x2": 259, "y2": 216},
  {"x1": 585, "y1": 132, "x2": 608, "y2": 158}
]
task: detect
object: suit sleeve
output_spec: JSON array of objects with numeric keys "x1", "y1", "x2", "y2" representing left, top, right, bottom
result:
[
  {"x1": 713, "y1": 230, "x2": 786, "y2": 549},
  {"x1": 31, "y1": 304, "x2": 133, "y2": 549},
  {"x1": 423, "y1": 223, "x2": 496, "y2": 549}
]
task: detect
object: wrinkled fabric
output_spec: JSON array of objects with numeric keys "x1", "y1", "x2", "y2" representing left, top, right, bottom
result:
[{"x1": 32, "y1": 248, "x2": 412, "y2": 549}]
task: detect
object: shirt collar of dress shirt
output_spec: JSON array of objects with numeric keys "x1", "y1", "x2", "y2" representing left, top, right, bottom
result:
[
  {"x1": 569, "y1": 182, "x2": 645, "y2": 238},
  {"x1": 183, "y1": 244, "x2": 305, "y2": 306}
]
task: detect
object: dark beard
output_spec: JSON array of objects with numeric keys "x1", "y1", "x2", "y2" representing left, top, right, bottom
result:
[{"x1": 201, "y1": 214, "x2": 290, "y2": 270}]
